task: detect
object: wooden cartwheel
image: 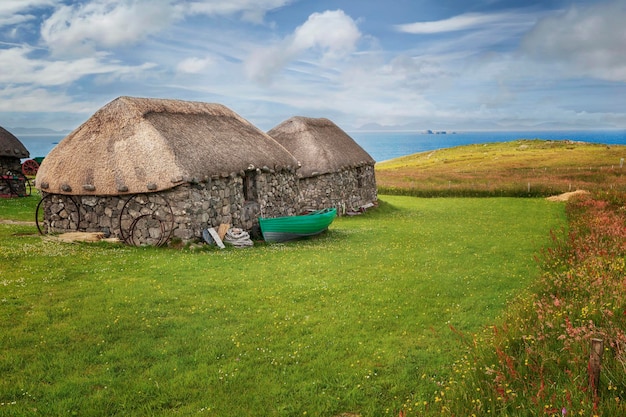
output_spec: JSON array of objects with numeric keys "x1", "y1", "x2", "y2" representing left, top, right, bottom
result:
[
  {"x1": 21, "y1": 159, "x2": 40, "y2": 176},
  {"x1": 118, "y1": 194, "x2": 174, "y2": 247}
]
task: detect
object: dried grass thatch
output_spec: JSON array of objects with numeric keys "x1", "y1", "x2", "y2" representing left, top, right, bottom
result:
[
  {"x1": 267, "y1": 117, "x2": 375, "y2": 178},
  {"x1": 546, "y1": 189, "x2": 590, "y2": 202},
  {"x1": 0, "y1": 126, "x2": 29, "y2": 158},
  {"x1": 46, "y1": 232, "x2": 121, "y2": 243},
  {"x1": 35, "y1": 96, "x2": 299, "y2": 196}
]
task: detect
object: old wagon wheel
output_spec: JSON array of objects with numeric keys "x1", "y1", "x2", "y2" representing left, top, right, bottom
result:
[
  {"x1": 127, "y1": 214, "x2": 168, "y2": 247},
  {"x1": 35, "y1": 194, "x2": 80, "y2": 235},
  {"x1": 118, "y1": 194, "x2": 174, "y2": 247},
  {"x1": 35, "y1": 195, "x2": 49, "y2": 234},
  {"x1": 22, "y1": 159, "x2": 40, "y2": 176}
]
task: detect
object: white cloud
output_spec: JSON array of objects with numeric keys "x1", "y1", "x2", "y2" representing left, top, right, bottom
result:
[
  {"x1": 188, "y1": 0, "x2": 292, "y2": 23},
  {"x1": 395, "y1": 12, "x2": 515, "y2": 34},
  {"x1": 0, "y1": 14, "x2": 35, "y2": 27},
  {"x1": 40, "y1": 0, "x2": 182, "y2": 57},
  {"x1": 290, "y1": 10, "x2": 361, "y2": 54},
  {"x1": 0, "y1": 0, "x2": 57, "y2": 17},
  {"x1": 0, "y1": 0, "x2": 57, "y2": 13},
  {"x1": 522, "y1": 1, "x2": 626, "y2": 82},
  {"x1": 391, "y1": 10, "x2": 540, "y2": 76},
  {"x1": 0, "y1": 0, "x2": 57, "y2": 27},
  {"x1": 0, "y1": 85, "x2": 90, "y2": 113},
  {"x1": 37, "y1": 0, "x2": 295, "y2": 57},
  {"x1": 0, "y1": 46, "x2": 156, "y2": 87},
  {"x1": 176, "y1": 56, "x2": 214, "y2": 74},
  {"x1": 245, "y1": 10, "x2": 361, "y2": 83}
]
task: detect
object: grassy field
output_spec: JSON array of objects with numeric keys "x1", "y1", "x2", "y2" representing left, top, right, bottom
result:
[
  {"x1": 376, "y1": 140, "x2": 626, "y2": 197},
  {"x1": 441, "y1": 191, "x2": 626, "y2": 416},
  {"x1": 0, "y1": 193, "x2": 565, "y2": 416}
]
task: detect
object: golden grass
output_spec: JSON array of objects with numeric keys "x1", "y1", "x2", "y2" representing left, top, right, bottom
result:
[{"x1": 375, "y1": 139, "x2": 626, "y2": 196}]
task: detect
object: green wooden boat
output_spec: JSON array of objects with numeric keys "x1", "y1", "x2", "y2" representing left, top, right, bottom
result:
[{"x1": 259, "y1": 207, "x2": 337, "y2": 243}]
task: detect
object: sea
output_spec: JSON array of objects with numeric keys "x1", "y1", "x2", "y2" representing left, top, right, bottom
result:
[{"x1": 18, "y1": 129, "x2": 626, "y2": 163}]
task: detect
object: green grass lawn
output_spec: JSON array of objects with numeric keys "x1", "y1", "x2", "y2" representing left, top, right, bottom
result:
[
  {"x1": 0, "y1": 195, "x2": 565, "y2": 416},
  {"x1": 0, "y1": 191, "x2": 40, "y2": 222}
]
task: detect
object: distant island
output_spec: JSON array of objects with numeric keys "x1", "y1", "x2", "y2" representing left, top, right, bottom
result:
[
  {"x1": 425, "y1": 130, "x2": 456, "y2": 135},
  {"x1": 10, "y1": 127, "x2": 71, "y2": 135}
]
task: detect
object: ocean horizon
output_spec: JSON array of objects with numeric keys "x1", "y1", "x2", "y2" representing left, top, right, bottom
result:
[
  {"x1": 350, "y1": 129, "x2": 626, "y2": 162},
  {"x1": 17, "y1": 129, "x2": 626, "y2": 163}
]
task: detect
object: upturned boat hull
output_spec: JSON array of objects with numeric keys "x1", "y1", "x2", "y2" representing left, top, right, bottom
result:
[{"x1": 259, "y1": 208, "x2": 337, "y2": 243}]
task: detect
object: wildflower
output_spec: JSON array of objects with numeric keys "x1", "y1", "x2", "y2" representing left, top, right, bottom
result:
[{"x1": 562, "y1": 407, "x2": 567, "y2": 416}]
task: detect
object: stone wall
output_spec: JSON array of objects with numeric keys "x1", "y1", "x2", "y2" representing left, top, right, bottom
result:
[
  {"x1": 0, "y1": 156, "x2": 22, "y2": 174},
  {"x1": 298, "y1": 164, "x2": 377, "y2": 213},
  {"x1": 0, "y1": 156, "x2": 27, "y2": 197},
  {"x1": 39, "y1": 169, "x2": 300, "y2": 245}
]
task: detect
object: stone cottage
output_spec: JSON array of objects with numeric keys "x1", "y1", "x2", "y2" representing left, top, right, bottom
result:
[
  {"x1": 267, "y1": 117, "x2": 377, "y2": 213},
  {"x1": 0, "y1": 126, "x2": 29, "y2": 197},
  {"x1": 35, "y1": 96, "x2": 301, "y2": 245}
]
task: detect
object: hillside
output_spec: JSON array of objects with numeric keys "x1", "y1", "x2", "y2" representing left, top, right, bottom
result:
[{"x1": 375, "y1": 139, "x2": 626, "y2": 197}]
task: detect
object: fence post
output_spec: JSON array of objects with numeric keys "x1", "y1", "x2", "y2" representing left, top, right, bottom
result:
[{"x1": 589, "y1": 338, "x2": 604, "y2": 397}]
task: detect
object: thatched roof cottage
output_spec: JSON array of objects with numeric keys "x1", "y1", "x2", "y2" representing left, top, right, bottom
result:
[
  {"x1": 267, "y1": 117, "x2": 377, "y2": 213},
  {"x1": 0, "y1": 126, "x2": 30, "y2": 197},
  {"x1": 1, "y1": 126, "x2": 30, "y2": 170},
  {"x1": 35, "y1": 96, "x2": 301, "y2": 245}
]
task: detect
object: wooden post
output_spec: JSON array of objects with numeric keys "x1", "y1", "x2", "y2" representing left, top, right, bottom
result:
[{"x1": 589, "y1": 338, "x2": 604, "y2": 397}]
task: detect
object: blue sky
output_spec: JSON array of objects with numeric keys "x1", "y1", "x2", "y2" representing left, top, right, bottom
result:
[{"x1": 1, "y1": 0, "x2": 625, "y2": 132}]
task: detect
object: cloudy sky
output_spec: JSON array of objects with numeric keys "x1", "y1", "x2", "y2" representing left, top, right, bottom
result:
[{"x1": 1, "y1": 0, "x2": 625, "y2": 132}]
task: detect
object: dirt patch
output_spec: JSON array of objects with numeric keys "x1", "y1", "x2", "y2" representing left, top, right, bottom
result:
[
  {"x1": 44, "y1": 232, "x2": 120, "y2": 243},
  {"x1": 546, "y1": 190, "x2": 590, "y2": 202},
  {"x1": 0, "y1": 219, "x2": 36, "y2": 226}
]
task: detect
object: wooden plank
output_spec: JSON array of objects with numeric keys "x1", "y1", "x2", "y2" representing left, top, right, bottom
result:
[
  {"x1": 208, "y1": 227, "x2": 225, "y2": 249},
  {"x1": 217, "y1": 223, "x2": 230, "y2": 241},
  {"x1": 55, "y1": 232, "x2": 105, "y2": 243}
]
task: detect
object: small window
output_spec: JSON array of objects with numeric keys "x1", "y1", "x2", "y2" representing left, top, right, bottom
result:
[{"x1": 243, "y1": 170, "x2": 257, "y2": 202}]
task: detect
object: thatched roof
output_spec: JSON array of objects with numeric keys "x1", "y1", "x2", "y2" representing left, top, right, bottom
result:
[
  {"x1": 35, "y1": 96, "x2": 299, "y2": 196},
  {"x1": 0, "y1": 126, "x2": 29, "y2": 158},
  {"x1": 267, "y1": 117, "x2": 375, "y2": 178}
]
